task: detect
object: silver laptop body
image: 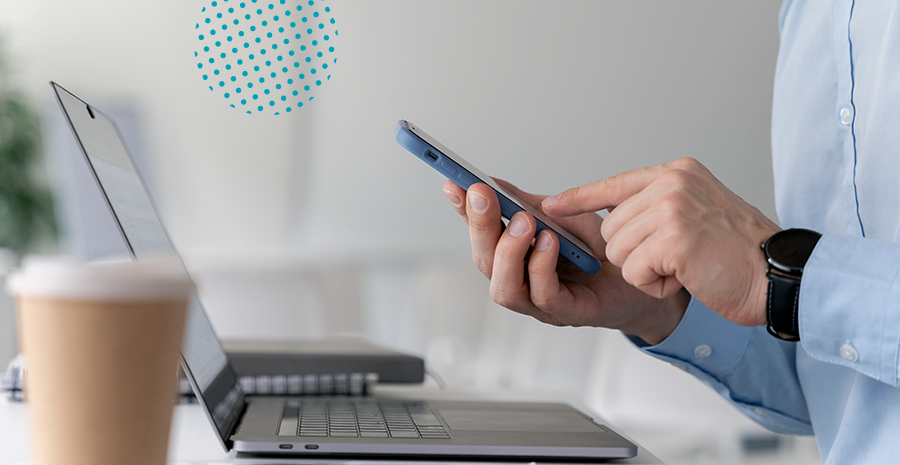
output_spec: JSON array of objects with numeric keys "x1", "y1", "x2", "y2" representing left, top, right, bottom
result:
[{"x1": 51, "y1": 81, "x2": 637, "y2": 460}]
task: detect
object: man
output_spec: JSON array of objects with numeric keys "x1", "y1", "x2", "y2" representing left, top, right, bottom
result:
[{"x1": 440, "y1": 1, "x2": 900, "y2": 463}]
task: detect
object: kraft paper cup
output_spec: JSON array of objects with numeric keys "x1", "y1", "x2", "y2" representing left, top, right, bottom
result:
[{"x1": 7, "y1": 257, "x2": 194, "y2": 465}]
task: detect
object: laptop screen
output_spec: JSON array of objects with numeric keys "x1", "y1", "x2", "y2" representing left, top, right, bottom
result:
[{"x1": 52, "y1": 82, "x2": 243, "y2": 445}]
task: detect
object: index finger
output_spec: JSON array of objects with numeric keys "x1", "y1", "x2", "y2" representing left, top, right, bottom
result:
[{"x1": 541, "y1": 163, "x2": 673, "y2": 217}]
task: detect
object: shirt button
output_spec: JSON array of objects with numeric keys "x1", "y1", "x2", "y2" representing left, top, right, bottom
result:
[
  {"x1": 693, "y1": 345, "x2": 712, "y2": 359},
  {"x1": 839, "y1": 343, "x2": 859, "y2": 362},
  {"x1": 840, "y1": 107, "x2": 853, "y2": 125}
]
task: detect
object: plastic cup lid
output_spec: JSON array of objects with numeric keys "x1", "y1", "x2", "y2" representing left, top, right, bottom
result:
[{"x1": 6, "y1": 256, "x2": 194, "y2": 302}]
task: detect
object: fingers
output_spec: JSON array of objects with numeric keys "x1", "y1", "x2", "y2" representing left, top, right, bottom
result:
[
  {"x1": 489, "y1": 212, "x2": 569, "y2": 326},
  {"x1": 464, "y1": 183, "x2": 505, "y2": 278},
  {"x1": 488, "y1": 211, "x2": 535, "y2": 309},
  {"x1": 540, "y1": 210, "x2": 608, "y2": 262},
  {"x1": 541, "y1": 166, "x2": 664, "y2": 216},
  {"x1": 526, "y1": 231, "x2": 568, "y2": 308},
  {"x1": 619, "y1": 231, "x2": 685, "y2": 299},
  {"x1": 494, "y1": 177, "x2": 607, "y2": 261},
  {"x1": 442, "y1": 180, "x2": 467, "y2": 223},
  {"x1": 541, "y1": 157, "x2": 708, "y2": 217}
]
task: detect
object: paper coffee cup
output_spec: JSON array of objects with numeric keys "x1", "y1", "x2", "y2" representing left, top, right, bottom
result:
[{"x1": 8, "y1": 257, "x2": 194, "y2": 465}]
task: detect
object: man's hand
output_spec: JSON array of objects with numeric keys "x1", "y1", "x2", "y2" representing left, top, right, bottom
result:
[
  {"x1": 541, "y1": 157, "x2": 781, "y2": 327},
  {"x1": 442, "y1": 178, "x2": 690, "y2": 345}
]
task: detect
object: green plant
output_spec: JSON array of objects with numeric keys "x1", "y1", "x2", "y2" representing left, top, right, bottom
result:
[{"x1": 0, "y1": 45, "x2": 56, "y2": 254}]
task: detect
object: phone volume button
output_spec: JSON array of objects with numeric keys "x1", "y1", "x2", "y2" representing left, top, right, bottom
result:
[
  {"x1": 441, "y1": 161, "x2": 457, "y2": 175},
  {"x1": 457, "y1": 172, "x2": 477, "y2": 187}
]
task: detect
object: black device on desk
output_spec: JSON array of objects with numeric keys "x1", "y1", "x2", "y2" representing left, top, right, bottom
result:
[
  {"x1": 225, "y1": 337, "x2": 426, "y2": 385},
  {"x1": 52, "y1": 81, "x2": 637, "y2": 459}
]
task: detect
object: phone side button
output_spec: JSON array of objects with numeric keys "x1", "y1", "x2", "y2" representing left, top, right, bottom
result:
[
  {"x1": 458, "y1": 172, "x2": 478, "y2": 187},
  {"x1": 441, "y1": 161, "x2": 457, "y2": 175}
]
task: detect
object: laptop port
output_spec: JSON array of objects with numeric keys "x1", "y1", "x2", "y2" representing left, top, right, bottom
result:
[
  {"x1": 305, "y1": 444, "x2": 319, "y2": 450},
  {"x1": 278, "y1": 444, "x2": 293, "y2": 450}
]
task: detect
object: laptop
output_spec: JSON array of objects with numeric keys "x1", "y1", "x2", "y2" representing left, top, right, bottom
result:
[{"x1": 51, "y1": 81, "x2": 638, "y2": 460}]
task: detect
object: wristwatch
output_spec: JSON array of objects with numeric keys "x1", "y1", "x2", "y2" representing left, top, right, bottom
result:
[{"x1": 761, "y1": 228, "x2": 822, "y2": 342}]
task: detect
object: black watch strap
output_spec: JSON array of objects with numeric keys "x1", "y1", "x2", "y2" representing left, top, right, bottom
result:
[{"x1": 766, "y1": 270, "x2": 801, "y2": 341}]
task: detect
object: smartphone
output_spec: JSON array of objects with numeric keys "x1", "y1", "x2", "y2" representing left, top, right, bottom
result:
[{"x1": 395, "y1": 120, "x2": 601, "y2": 275}]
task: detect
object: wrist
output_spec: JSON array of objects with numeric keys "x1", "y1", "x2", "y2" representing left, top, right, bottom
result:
[{"x1": 631, "y1": 288, "x2": 691, "y2": 346}]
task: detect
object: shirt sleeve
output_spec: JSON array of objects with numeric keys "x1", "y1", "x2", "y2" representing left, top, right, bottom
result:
[
  {"x1": 799, "y1": 233, "x2": 900, "y2": 386},
  {"x1": 629, "y1": 297, "x2": 814, "y2": 435}
]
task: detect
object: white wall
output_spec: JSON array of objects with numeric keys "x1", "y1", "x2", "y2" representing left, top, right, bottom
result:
[
  {"x1": 302, "y1": 0, "x2": 782, "y2": 256},
  {"x1": 1, "y1": 0, "x2": 781, "y2": 259}
]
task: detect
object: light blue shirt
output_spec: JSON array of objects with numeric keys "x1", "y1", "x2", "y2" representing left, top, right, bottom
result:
[{"x1": 634, "y1": 1, "x2": 900, "y2": 463}]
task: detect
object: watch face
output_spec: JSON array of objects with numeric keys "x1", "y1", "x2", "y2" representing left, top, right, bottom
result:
[{"x1": 765, "y1": 228, "x2": 822, "y2": 274}]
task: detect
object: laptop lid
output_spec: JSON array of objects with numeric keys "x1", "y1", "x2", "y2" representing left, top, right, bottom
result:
[{"x1": 51, "y1": 82, "x2": 245, "y2": 451}]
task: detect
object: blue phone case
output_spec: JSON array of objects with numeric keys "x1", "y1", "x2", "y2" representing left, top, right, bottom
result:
[{"x1": 395, "y1": 120, "x2": 601, "y2": 275}]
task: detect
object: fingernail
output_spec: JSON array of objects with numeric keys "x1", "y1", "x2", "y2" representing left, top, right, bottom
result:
[
  {"x1": 543, "y1": 194, "x2": 560, "y2": 208},
  {"x1": 469, "y1": 192, "x2": 488, "y2": 213},
  {"x1": 508, "y1": 213, "x2": 529, "y2": 237},
  {"x1": 535, "y1": 231, "x2": 552, "y2": 251},
  {"x1": 443, "y1": 189, "x2": 462, "y2": 207}
]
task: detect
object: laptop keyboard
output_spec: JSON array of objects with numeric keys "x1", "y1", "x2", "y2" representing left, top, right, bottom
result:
[{"x1": 278, "y1": 399, "x2": 450, "y2": 439}]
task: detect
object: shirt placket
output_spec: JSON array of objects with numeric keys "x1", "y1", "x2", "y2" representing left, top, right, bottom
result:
[{"x1": 831, "y1": 0, "x2": 864, "y2": 237}]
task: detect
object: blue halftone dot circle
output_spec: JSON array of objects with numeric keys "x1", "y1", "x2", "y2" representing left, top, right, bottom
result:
[{"x1": 195, "y1": 0, "x2": 337, "y2": 114}]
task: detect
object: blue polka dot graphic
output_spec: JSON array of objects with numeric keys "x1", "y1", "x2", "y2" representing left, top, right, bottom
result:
[{"x1": 194, "y1": 0, "x2": 338, "y2": 115}]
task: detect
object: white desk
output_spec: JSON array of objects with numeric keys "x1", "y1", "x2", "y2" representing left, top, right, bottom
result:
[{"x1": 0, "y1": 389, "x2": 663, "y2": 464}]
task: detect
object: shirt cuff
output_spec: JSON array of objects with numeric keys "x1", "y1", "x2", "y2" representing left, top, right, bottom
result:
[
  {"x1": 628, "y1": 296, "x2": 753, "y2": 379},
  {"x1": 800, "y1": 233, "x2": 900, "y2": 386}
]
